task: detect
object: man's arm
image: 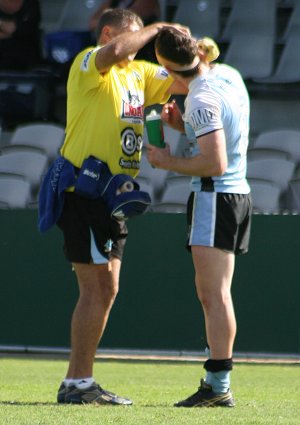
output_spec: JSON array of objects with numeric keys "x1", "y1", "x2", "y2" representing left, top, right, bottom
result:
[
  {"x1": 146, "y1": 129, "x2": 228, "y2": 177},
  {"x1": 95, "y1": 23, "x2": 190, "y2": 74},
  {"x1": 95, "y1": 23, "x2": 164, "y2": 73}
]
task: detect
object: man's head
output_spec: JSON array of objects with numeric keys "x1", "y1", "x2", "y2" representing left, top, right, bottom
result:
[
  {"x1": 96, "y1": 8, "x2": 144, "y2": 44},
  {"x1": 155, "y1": 27, "x2": 200, "y2": 78}
]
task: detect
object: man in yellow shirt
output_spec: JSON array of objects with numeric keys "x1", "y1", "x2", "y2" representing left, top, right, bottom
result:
[{"x1": 52, "y1": 8, "x2": 187, "y2": 405}]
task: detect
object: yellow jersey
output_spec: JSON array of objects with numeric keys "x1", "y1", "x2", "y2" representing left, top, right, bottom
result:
[{"x1": 60, "y1": 46, "x2": 174, "y2": 177}]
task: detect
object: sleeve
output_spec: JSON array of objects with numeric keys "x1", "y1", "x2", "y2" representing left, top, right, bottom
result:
[
  {"x1": 141, "y1": 62, "x2": 174, "y2": 107},
  {"x1": 73, "y1": 46, "x2": 105, "y2": 92},
  {"x1": 185, "y1": 92, "x2": 223, "y2": 138}
]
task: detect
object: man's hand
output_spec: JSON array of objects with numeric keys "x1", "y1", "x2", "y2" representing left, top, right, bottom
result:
[
  {"x1": 146, "y1": 143, "x2": 172, "y2": 169},
  {"x1": 161, "y1": 100, "x2": 185, "y2": 132}
]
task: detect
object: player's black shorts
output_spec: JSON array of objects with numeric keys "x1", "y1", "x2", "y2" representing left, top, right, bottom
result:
[
  {"x1": 57, "y1": 192, "x2": 128, "y2": 264},
  {"x1": 187, "y1": 191, "x2": 252, "y2": 255}
]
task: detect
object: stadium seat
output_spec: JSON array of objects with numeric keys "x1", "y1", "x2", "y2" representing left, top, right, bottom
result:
[
  {"x1": 282, "y1": 2, "x2": 300, "y2": 41},
  {"x1": 58, "y1": 0, "x2": 104, "y2": 31},
  {"x1": 8, "y1": 123, "x2": 65, "y2": 162},
  {"x1": 0, "y1": 174, "x2": 32, "y2": 208},
  {"x1": 246, "y1": 157, "x2": 296, "y2": 192},
  {"x1": 172, "y1": 0, "x2": 221, "y2": 39},
  {"x1": 224, "y1": 34, "x2": 274, "y2": 79},
  {"x1": 253, "y1": 130, "x2": 300, "y2": 164},
  {"x1": 152, "y1": 174, "x2": 190, "y2": 213},
  {"x1": 0, "y1": 151, "x2": 48, "y2": 197},
  {"x1": 255, "y1": 33, "x2": 300, "y2": 83},
  {"x1": 286, "y1": 178, "x2": 300, "y2": 211},
  {"x1": 247, "y1": 147, "x2": 291, "y2": 161},
  {"x1": 247, "y1": 178, "x2": 281, "y2": 213},
  {"x1": 221, "y1": 0, "x2": 276, "y2": 41}
]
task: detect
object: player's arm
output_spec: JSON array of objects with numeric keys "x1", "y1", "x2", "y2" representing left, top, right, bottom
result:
[
  {"x1": 146, "y1": 129, "x2": 227, "y2": 177},
  {"x1": 95, "y1": 23, "x2": 191, "y2": 74},
  {"x1": 95, "y1": 23, "x2": 163, "y2": 73}
]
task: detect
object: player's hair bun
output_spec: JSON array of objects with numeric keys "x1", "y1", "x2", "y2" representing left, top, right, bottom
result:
[{"x1": 197, "y1": 37, "x2": 220, "y2": 62}]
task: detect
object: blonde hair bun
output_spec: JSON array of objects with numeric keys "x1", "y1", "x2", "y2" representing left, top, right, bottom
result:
[{"x1": 197, "y1": 37, "x2": 220, "y2": 62}]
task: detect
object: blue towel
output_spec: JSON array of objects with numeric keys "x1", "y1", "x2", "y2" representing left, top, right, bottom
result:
[{"x1": 38, "y1": 156, "x2": 76, "y2": 232}]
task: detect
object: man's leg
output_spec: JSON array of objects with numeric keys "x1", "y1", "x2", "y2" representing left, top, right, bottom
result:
[
  {"x1": 174, "y1": 245, "x2": 235, "y2": 407},
  {"x1": 191, "y1": 245, "x2": 236, "y2": 360},
  {"x1": 66, "y1": 257, "x2": 121, "y2": 379}
]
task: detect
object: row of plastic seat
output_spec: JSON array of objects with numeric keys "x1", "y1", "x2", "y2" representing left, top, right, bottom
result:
[
  {"x1": 173, "y1": 0, "x2": 300, "y2": 81},
  {"x1": 0, "y1": 123, "x2": 65, "y2": 207}
]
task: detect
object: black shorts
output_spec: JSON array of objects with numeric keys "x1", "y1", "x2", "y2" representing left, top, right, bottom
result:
[
  {"x1": 57, "y1": 192, "x2": 128, "y2": 264},
  {"x1": 187, "y1": 192, "x2": 252, "y2": 255}
]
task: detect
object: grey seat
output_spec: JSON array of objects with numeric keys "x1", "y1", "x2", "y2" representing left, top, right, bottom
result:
[
  {"x1": 172, "y1": 0, "x2": 221, "y2": 39},
  {"x1": 8, "y1": 123, "x2": 65, "y2": 162},
  {"x1": 282, "y1": 2, "x2": 300, "y2": 41},
  {"x1": 253, "y1": 130, "x2": 300, "y2": 163},
  {"x1": 224, "y1": 34, "x2": 274, "y2": 79},
  {"x1": 0, "y1": 151, "x2": 48, "y2": 195},
  {"x1": 58, "y1": 0, "x2": 104, "y2": 31},
  {"x1": 255, "y1": 34, "x2": 300, "y2": 83},
  {"x1": 222, "y1": 0, "x2": 276, "y2": 41},
  {"x1": 286, "y1": 178, "x2": 300, "y2": 212},
  {"x1": 247, "y1": 157, "x2": 296, "y2": 192},
  {"x1": 0, "y1": 175, "x2": 31, "y2": 208},
  {"x1": 247, "y1": 178, "x2": 281, "y2": 213},
  {"x1": 152, "y1": 174, "x2": 190, "y2": 213}
]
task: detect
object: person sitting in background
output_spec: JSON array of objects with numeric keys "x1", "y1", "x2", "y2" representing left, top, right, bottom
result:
[
  {"x1": 89, "y1": 0, "x2": 160, "y2": 62},
  {"x1": 0, "y1": 0, "x2": 41, "y2": 71}
]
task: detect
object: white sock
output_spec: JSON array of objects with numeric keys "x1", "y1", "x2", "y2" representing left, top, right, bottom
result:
[{"x1": 74, "y1": 378, "x2": 95, "y2": 389}]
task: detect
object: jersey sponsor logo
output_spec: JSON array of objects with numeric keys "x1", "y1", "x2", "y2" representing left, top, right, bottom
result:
[
  {"x1": 190, "y1": 107, "x2": 218, "y2": 127},
  {"x1": 119, "y1": 158, "x2": 140, "y2": 170},
  {"x1": 155, "y1": 66, "x2": 169, "y2": 80},
  {"x1": 80, "y1": 47, "x2": 100, "y2": 71},
  {"x1": 121, "y1": 128, "x2": 142, "y2": 156},
  {"x1": 122, "y1": 91, "x2": 144, "y2": 122}
]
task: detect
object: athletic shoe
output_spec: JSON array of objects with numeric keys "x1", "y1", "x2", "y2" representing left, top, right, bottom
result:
[
  {"x1": 57, "y1": 382, "x2": 68, "y2": 403},
  {"x1": 174, "y1": 379, "x2": 235, "y2": 408},
  {"x1": 57, "y1": 382, "x2": 133, "y2": 405}
]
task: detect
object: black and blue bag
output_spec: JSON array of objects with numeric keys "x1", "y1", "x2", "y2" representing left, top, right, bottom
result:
[{"x1": 75, "y1": 156, "x2": 151, "y2": 220}]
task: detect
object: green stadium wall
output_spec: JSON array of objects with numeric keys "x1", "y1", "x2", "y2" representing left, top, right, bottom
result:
[{"x1": 0, "y1": 210, "x2": 299, "y2": 355}]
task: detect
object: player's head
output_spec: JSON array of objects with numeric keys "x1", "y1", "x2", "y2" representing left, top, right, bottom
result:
[
  {"x1": 95, "y1": 8, "x2": 144, "y2": 67},
  {"x1": 197, "y1": 37, "x2": 220, "y2": 63},
  {"x1": 155, "y1": 27, "x2": 200, "y2": 78}
]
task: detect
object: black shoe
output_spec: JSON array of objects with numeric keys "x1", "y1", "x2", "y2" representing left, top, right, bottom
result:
[
  {"x1": 174, "y1": 379, "x2": 235, "y2": 408},
  {"x1": 57, "y1": 382, "x2": 68, "y2": 403},
  {"x1": 57, "y1": 382, "x2": 133, "y2": 405}
]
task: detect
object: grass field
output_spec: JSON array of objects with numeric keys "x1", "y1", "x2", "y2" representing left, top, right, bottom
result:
[{"x1": 0, "y1": 356, "x2": 299, "y2": 425}]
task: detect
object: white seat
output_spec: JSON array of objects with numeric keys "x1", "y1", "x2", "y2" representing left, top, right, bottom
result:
[
  {"x1": 9, "y1": 123, "x2": 65, "y2": 162},
  {"x1": 0, "y1": 175, "x2": 31, "y2": 208},
  {"x1": 173, "y1": 0, "x2": 221, "y2": 39},
  {"x1": 247, "y1": 147, "x2": 291, "y2": 161},
  {"x1": 224, "y1": 34, "x2": 274, "y2": 79},
  {"x1": 253, "y1": 130, "x2": 300, "y2": 163},
  {"x1": 58, "y1": 0, "x2": 104, "y2": 31},
  {"x1": 0, "y1": 151, "x2": 48, "y2": 193},
  {"x1": 255, "y1": 34, "x2": 300, "y2": 83},
  {"x1": 134, "y1": 176, "x2": 155, "y2": 203},
  {"x1": 138, "y1": 151, "x2": 168, "y2": 199},
  {"x1": 286, "y1": 178, "x2": 300, "y2": 211},
  {"x1": 282, "y1": 2, "x2": 300, "y2": 41},
  {"x1": 222, "y1": 0, "x2": 276, "y2": 41},
  {"x1": 248, "y1": 178, "x2": 281, "y2": 213},
  {"x1": 247, "y1": 157, "x2": 296, "y2": 191},
  {"x1": 158, "y1": 175, "x2": 191, "y2": 205}
]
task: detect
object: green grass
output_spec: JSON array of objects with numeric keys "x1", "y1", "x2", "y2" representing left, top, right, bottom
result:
[{"x1": 0, "y1": 356, "x2": 299, "y2": 425}]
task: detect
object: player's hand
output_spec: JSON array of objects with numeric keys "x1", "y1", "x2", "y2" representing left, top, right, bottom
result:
[
  {"x1": 146, "y1": 143, "x2": 171, "y2": 169},
  {"x1": 161, "y1": 100, "x2": 185, "y2": 132}
]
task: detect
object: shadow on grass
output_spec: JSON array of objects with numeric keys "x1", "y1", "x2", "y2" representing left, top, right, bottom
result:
[{"x1": 0, "y1": 401, "x2": 65, "y2": 406}]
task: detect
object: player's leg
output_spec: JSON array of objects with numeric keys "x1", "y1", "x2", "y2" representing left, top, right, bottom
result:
[
  {"x1": 192, "y1": 245, "x2": 236, "y2": 361},
  {"x1": 66, "y1": 258, "x2": 121, "y2": 379}
]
